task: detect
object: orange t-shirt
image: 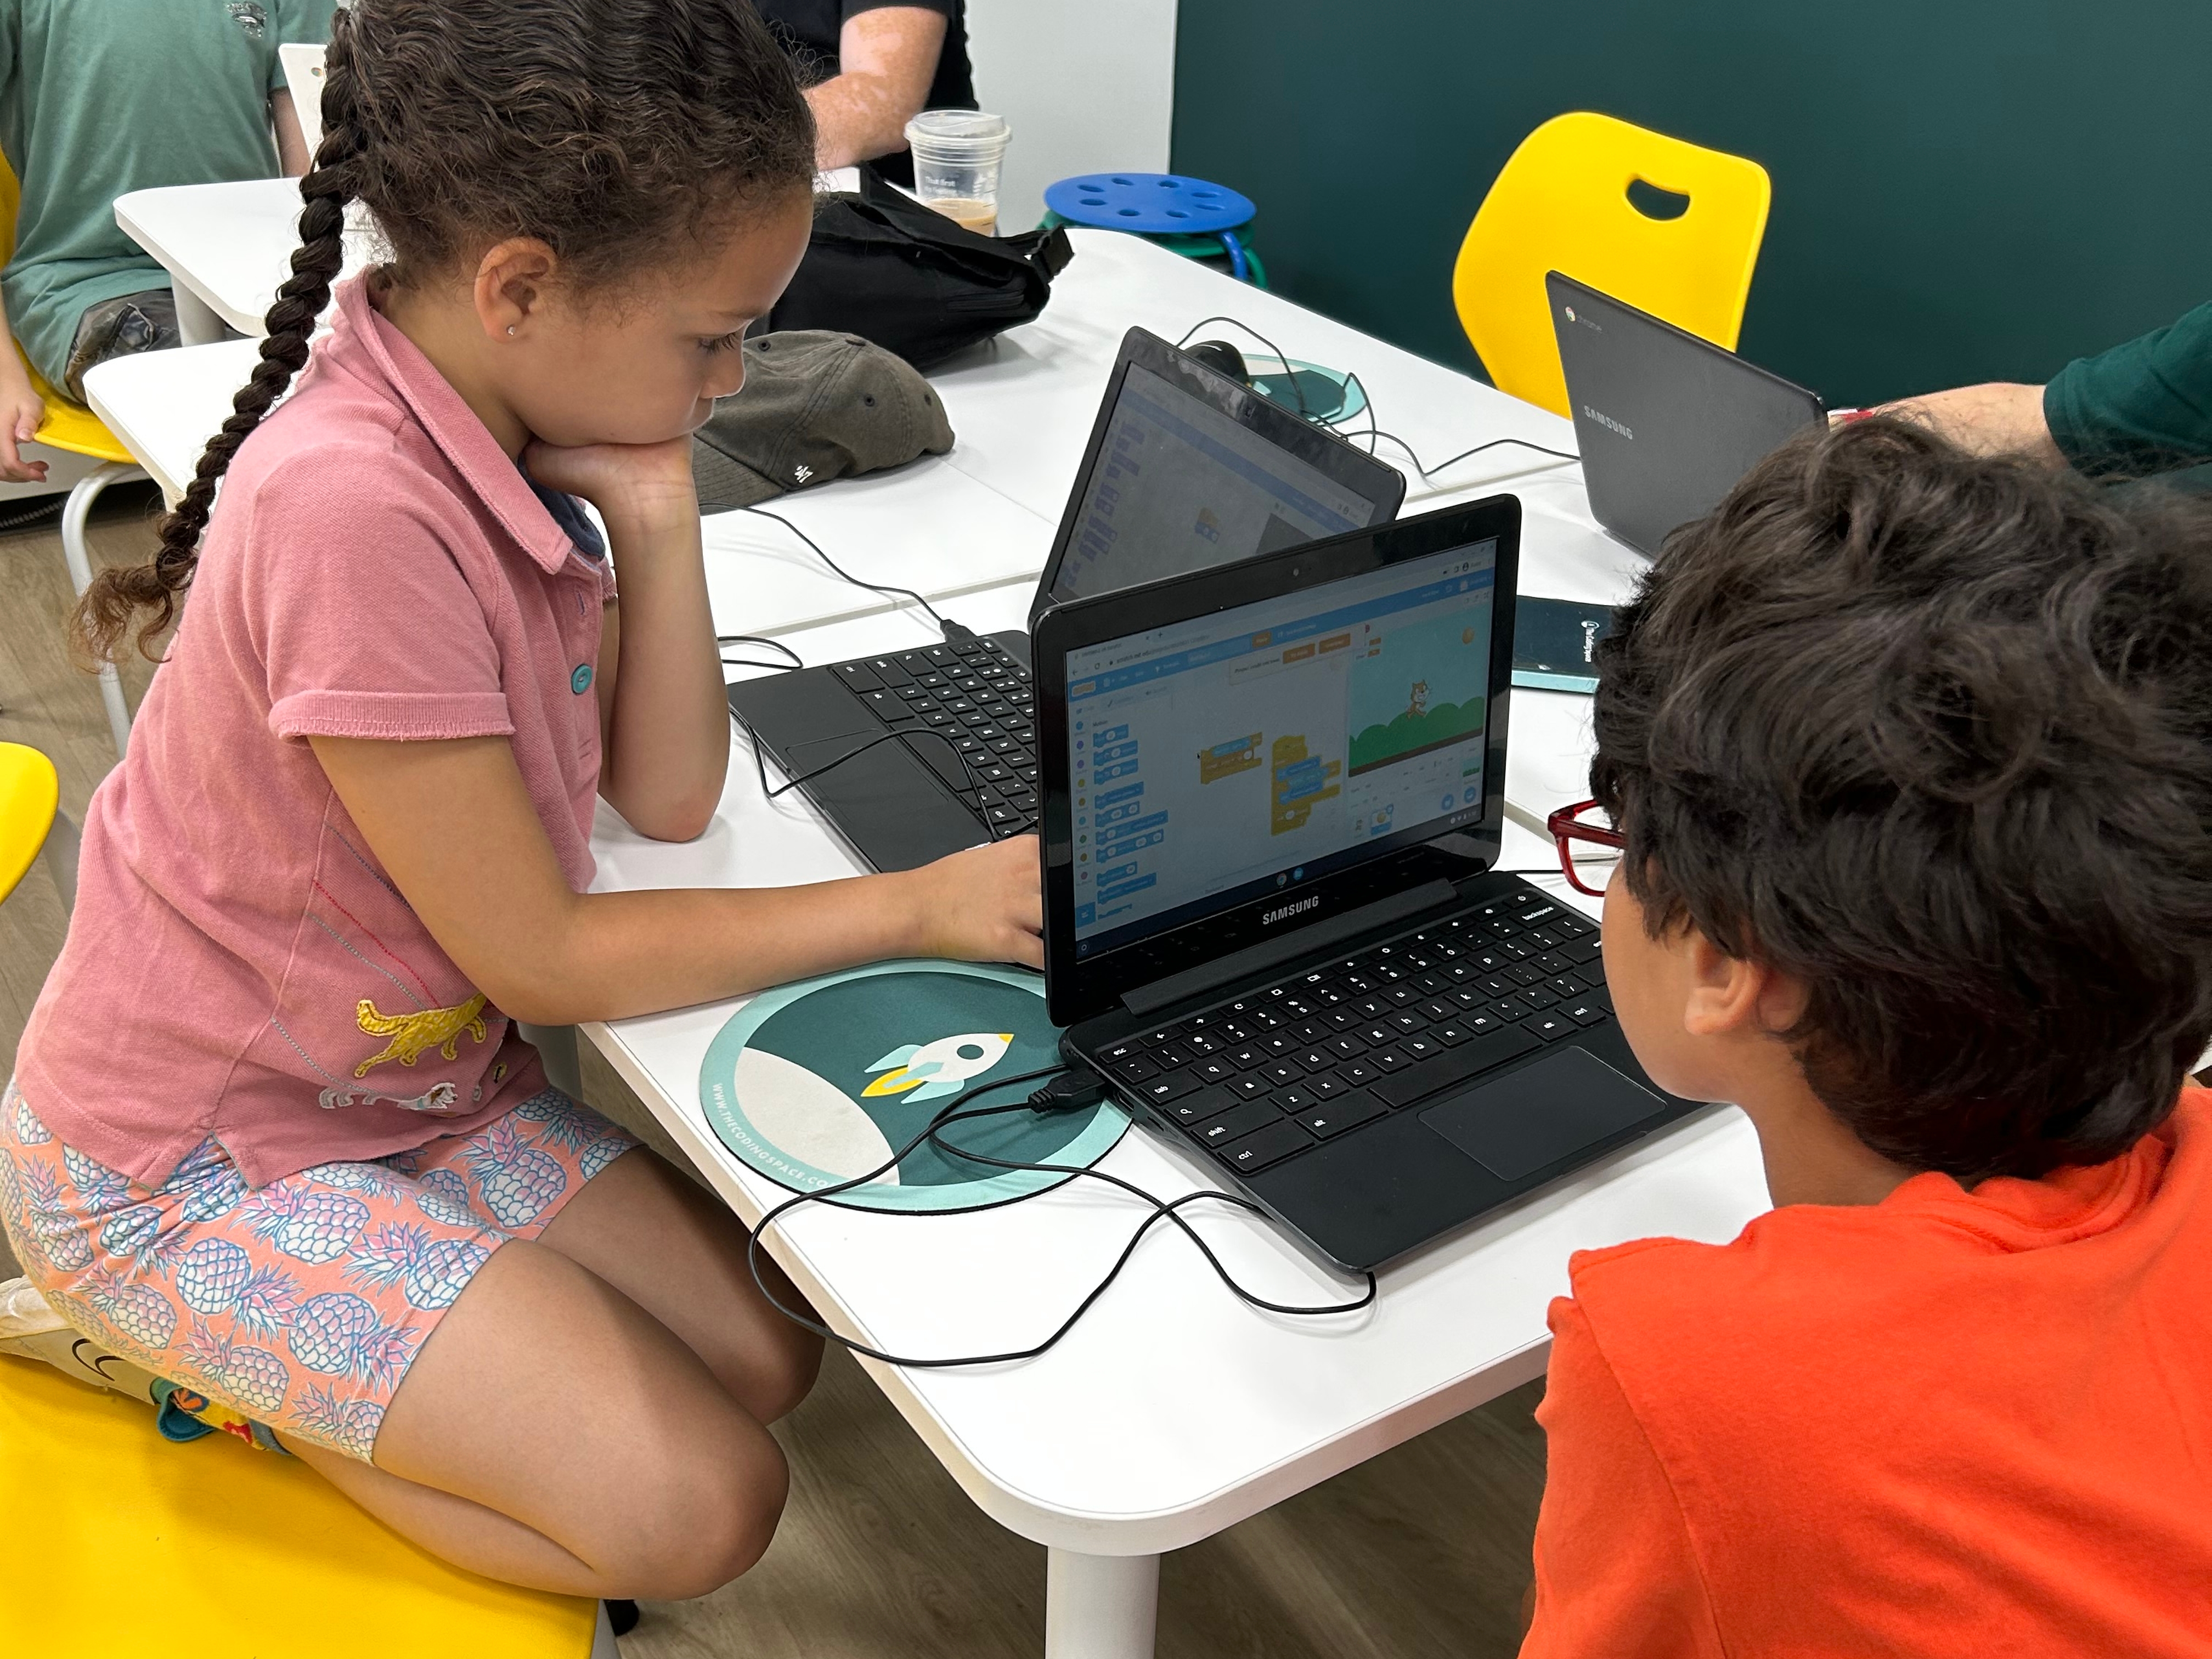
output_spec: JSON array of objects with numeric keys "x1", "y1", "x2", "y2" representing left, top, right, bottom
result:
[{"x1": 1522, "y1": 1087, "x2": 2212, "y2": 1658}]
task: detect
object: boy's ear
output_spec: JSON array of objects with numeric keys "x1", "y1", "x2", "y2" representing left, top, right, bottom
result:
[
  {"x1": 1680, "y1": 928, "x2": 1808, "y2": 1039},
  {"x1": 472, "y1": 238, "x2": 561, "y2": 342}
]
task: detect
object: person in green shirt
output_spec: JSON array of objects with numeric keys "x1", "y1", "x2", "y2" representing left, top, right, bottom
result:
[
  {"x1": 1878, "y1": 301, "x2": 2212, "y2": 480},
  {"x1": 0, "y1": 1, "x2": 336, "y2": 482}
]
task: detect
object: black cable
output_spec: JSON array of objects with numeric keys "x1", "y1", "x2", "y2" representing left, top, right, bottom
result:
[
  {"x1": 1170, "y1": 317, "x2": 1581, "y2": 482},
  {"x1": 1174, "y1": 314, "x2": 1316, "y2": 419},
  {"x1": 717, "y1": 632, "x2": 804, "y2": 668},
  {"x1": 0, "y1": 494, "x2": 64, "y2": 534},
  {"x1": 925, "y1": 1111, "x2": 1377, "y2": 1320},
  {"x1": 738, "y1": 504, "x2": 960, "y2": 639},
  {"x1": 729, "y1": 627, "x2": 1036, "y2": 830},
  {"x1": 1363, "y1": 426, "x2": 1581, "y2": 481},
  {"x1": 745, "y1": 719, "x2": 1034, "y2": 839},
  {"x1": 751, "y1": 724, "x2": 955, "y2": 799},
  {"x1": 744, "y1": 1065, "x2": 1376, "y2": 1369},
  {"x1": 1330, "y1": 368, "x2": 1579, "y2": 479}
]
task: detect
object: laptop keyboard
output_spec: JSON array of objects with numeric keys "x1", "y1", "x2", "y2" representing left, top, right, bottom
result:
[
  {"x1": 822, "y1": 639, "x2": 1040, "y2": 838},
  {"x1": 1088, "y1": 885, "x2": 1613, "y2": 1178}
]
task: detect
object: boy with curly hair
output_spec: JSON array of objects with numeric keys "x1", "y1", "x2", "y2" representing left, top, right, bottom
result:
[{"x1": 1523, "y1": 420, "x2": 2212, "y2": 1655}]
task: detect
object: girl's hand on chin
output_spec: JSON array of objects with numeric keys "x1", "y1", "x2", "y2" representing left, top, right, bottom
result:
[{"x1": 523, "y1": 434, "x2": 698, "y2": 532}]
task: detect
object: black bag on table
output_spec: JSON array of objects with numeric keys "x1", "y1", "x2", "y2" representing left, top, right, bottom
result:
[{"x1": 762, "y1": 165, "x2": 1075, "y2": 370}]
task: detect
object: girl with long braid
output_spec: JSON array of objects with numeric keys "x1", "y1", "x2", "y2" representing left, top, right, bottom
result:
[{"x1": 1, "y1": 0, "x2": 1041, "y2": 1599}]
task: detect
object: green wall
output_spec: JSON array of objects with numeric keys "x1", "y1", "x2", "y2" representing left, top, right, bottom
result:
[{"x1": 1170, "y1": 2, "x2": 2212, "y2": 408}]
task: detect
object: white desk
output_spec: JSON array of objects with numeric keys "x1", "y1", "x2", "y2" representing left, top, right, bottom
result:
[
  {"x1": 589, "y1": 582, "x2": 1769, "y2": 1657},
  {"x1": 113, "y1": 178, "x2": 376, "y2": 346},
  {"x1": 100, "y1": 190, "x2": 1762, "y2": 1651},
  {"x1": 929, "y1": 230, "x2": 1587, "y2": 525},
  {"x1": 77, "y1": 340, "x2": 1060, "y2": 644},
  {"x1": 695, "y1": 467, "x2": 1052, "y2": 639},
  {"x1": 82, "y1": 338, "x2": 262, "y2": 501},
  {"x1": 98, "y1": 193, "x2": 1627, "y2": 679},
  {"x1": 112, "y1": 170, "x2": 863, "y2": 349}
]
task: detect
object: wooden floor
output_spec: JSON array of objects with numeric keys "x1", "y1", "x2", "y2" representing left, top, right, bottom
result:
[{"x1": 0, "y1": 493, "x2": 1546, "y2": 1656}]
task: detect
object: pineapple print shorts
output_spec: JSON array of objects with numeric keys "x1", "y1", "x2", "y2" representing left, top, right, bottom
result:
[{"x1": 0, "y1": 1081, "x2": 635, "y2": 1461}]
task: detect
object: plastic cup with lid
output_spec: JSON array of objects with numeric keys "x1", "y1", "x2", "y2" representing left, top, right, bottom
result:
[{"x1": 903, "y1": 110, "x2": 1011, "y2": 237}]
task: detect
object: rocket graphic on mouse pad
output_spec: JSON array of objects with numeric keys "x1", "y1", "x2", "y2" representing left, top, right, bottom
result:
[
  {"x1": 698, "y1": 961, "x2": 1127, "y2": 1212},
  {"x1": 862, "y1": 1031, "x2": 1015, "y2": 1101}
]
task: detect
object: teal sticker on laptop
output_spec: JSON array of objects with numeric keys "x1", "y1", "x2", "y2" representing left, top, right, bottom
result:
[{"x1": 698, "y1": 960, "x2": 1127, "y2": 1212}]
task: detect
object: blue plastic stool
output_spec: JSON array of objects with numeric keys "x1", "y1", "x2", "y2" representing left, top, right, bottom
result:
[{"x1": 1041, "y1": 172, "x2": 1266, "y2": 285}]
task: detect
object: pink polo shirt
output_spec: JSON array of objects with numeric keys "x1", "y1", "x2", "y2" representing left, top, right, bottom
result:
[{"x1": 17, "y1": 278, "x2": 616, "y2": 1190}]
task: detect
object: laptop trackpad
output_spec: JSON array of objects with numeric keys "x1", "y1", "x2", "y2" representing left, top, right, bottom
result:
[{"x1": 1419, "y1": 1048, "x2": 1667, "y2": 1182}]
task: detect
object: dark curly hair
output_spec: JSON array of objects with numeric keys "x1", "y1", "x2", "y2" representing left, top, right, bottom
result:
[
  {"x1": 74, "y1": 0, "x2": 815, "y2": 664},
  {"x1": 1591, "y1": 417, "x2": 2212, "y2": 1181}
]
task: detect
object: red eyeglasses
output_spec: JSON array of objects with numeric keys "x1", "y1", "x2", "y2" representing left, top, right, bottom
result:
[{"x1": 1545, "y1": 799, "x2": 1624, "y2": 898}]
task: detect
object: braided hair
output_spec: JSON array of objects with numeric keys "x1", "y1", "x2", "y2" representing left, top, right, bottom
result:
[{"x1": 73, "y1": 0, "x2": 815, "y2": 665}]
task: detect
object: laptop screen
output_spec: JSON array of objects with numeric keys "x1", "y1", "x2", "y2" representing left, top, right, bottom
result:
[
  {"x1": 1053, "y1": 363, "x2": 1385, "y2": 601},
  {"x1": 1064, "y1": 535, "x2": 1501, "y2": 959}
]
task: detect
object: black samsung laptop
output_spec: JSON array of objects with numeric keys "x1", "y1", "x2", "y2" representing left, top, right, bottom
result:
[
  {"x1": 727, "y1": 327, "x2": 1407, "y2": 872},
  {"x1": 1548, "y1": 271, "x2": 1824, "y2": 557},
  {"x1": 1036, "y1": 499, "x2": 1701, "y2": 1272}
]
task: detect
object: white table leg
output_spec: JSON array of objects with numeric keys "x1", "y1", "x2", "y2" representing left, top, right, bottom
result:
[
  {"x1": 1045, "y1": 1549, "x2": 1159, "y2": 1659},
  {"x1": 168, "y1": 281, "x2": 230, "y2": 347}
]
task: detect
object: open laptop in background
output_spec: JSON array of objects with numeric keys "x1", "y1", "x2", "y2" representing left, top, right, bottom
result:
[
  {"x1": 1549, "y1": 271, "x2": 1824, "y2": 557},
  {"x1": 1035, "y1": 500, "x2": 1700, "y2": 1272},
  {"x1": 729, "y1": 326, "x2": 1406, "y2": 872}
]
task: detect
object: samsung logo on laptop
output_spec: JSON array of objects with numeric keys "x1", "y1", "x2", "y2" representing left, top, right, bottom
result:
[
  {"x1": 1583, "y1": 405, "x2": 1633, "y2": 441},
  {"x1": 1263, "y1": 895, "x2": 1321, "y2": 926}
]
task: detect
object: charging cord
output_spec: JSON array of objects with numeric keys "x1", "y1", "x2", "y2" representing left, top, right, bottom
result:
[
  {"x1": 744, "y1": 1064, "x2": 1378, "y2": 1368},
  {"x1": 716, "y1": 587, "x2": 1028, "y2": 830},
  {"x1": 1172, "y1": 317, "x2": 1581, "y2": 484},
  {"x1": 718, "y1": 632, "x2": 805, "y2": 674},
  {"x1": 738, "y1": 504, "x2": 970, "y2": 641}
]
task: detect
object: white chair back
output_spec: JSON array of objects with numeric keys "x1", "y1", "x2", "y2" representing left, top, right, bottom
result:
[{"x1": 280, "y1": 42, "x2": 327, "y2": 160}]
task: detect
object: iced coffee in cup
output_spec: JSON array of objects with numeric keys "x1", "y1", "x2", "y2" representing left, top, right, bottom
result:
[{"x1": 904, "y1": 110, "x2": 1011, "y2": 237}]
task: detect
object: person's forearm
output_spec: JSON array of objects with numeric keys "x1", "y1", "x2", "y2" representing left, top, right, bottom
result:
[
  {"x1": 309, "y1": 724, "x2": 1045, "y2": 1022},
  {"x1": 597, "y1": 500, "x2": 730, "y2": 842},
  {"x1": 493, "y1": 874, "x2": 935, "y2": 1025},
  {"x1": 271, "y1": 87, "x2": 311, "y2": 177},
  {"x1": 808, "y1": 9, "x2": 946, "y2": 171},
  {"x1": 1877, "y1": 382, "x2": 2066, "y2": 466},
  {"x1": 0, "y1": 326, "x2": 28, "y2": 398},
  {"x1": 805, "y1": 75, "x2": 917, "y2": 171}
]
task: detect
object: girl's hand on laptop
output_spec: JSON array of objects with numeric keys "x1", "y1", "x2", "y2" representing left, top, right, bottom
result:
[{"x1": 895, "y1": 835, "x2": 1045, "y2": 969}]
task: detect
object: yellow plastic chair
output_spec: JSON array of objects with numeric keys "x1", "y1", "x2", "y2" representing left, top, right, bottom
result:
[
  {"x1": 0, "y1": 159, "x2": 148, "y2": 760},
  {"x1": 0, "y1": 740, "x2": 59, "y2": 904},
  {"x1": 0, "y1": 745, "x2": 606, "y2": 1657},
  {"x1": 1451, "y1": 111, "x2": 1771, "y2": 418},
  {"x1": 0, "y1": 1359, "x2": 606, "y2": 1657}
]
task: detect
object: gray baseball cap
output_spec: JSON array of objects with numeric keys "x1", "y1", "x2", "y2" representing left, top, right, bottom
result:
[{"x1": 691, "y1": 330, "x2": 956, "y2": 512}]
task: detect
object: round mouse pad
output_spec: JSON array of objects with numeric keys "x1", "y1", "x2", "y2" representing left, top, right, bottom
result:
[{"x1": 698, "y1": 961, "x2": 1127, "y2": 1213}]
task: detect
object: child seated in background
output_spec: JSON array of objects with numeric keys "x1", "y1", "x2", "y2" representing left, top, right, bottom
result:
[
  {"x1": 1524, "y1": 420, "x2": 2212, "y2": 1655},
  {"x1": 0, "y1": 0, "x2": 333, "y2": 479}
]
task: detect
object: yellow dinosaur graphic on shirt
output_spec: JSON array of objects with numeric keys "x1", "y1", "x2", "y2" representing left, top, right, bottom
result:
[{"x1": 352, "y1": 994, "x2": 489, "y2": 1077}]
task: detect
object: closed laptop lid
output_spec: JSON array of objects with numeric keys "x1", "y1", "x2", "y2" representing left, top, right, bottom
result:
[
  {"x1": 1034, "y1": 499, "x2": 1521, "y2": 1026},
  {"x1": 1548, "y1": 272, "x2": 1823, "y2": 557},
  {"x1": 1030, "y1": 328, "x2": 1407, "y2": 629}
]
